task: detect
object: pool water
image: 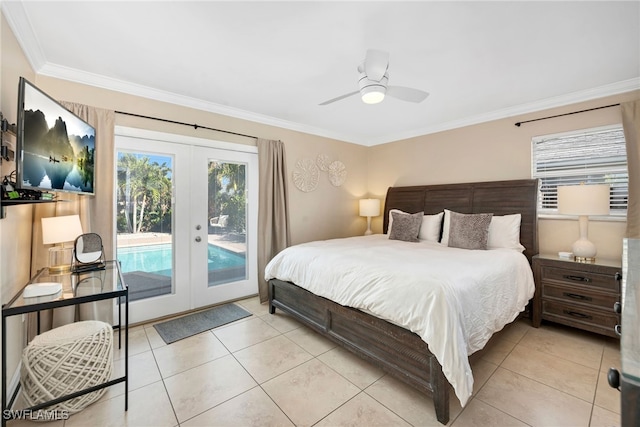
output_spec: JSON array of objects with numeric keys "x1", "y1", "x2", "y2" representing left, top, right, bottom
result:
[{"x1": 117, "y1": 243, "x2": 245, "y2": 276}]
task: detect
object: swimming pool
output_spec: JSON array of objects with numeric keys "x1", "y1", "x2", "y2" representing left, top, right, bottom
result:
[{"x1": 117, "y1": 243, "x2": 245, "y2": 276}]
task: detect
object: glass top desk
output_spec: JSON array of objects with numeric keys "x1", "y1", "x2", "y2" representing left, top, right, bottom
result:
[{"x1": 1, "y1": 261, "x2": 128, "y2": 425}]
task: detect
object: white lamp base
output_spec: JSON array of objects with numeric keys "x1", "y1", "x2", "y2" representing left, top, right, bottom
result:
[
  {"x1": 364, "y1": 216, "x2": 373, "y2": 236},
  {"x1": 572, "y1": 215, "x2": 597, "y2": 263}
]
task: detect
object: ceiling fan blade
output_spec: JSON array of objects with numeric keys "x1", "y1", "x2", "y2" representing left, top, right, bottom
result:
[
  {"x1": 364, "y1": 49, "x2": 389, "y2": 82},
  {"x1": 386, "y1": 86, "x2": 429, "y2": 103},
  {"x1": 318, "y1": 90, "x2": 360, "y2": 106}
]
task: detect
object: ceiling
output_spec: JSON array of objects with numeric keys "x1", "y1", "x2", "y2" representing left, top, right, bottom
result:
[{"x1": 3, "y1": 1, "x2": 639, "y2": 146}]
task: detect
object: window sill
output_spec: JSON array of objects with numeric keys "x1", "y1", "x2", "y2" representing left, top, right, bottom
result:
[{"x1": 538, "y1": 213, "x2": 627, "y2": 222}]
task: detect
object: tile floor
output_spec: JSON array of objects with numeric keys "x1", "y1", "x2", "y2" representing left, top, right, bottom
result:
[{"x1": 13, "y1": 296, "x2": 621, "y2": 426}]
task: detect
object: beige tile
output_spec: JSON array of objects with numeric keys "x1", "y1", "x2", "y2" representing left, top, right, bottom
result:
[
  {"x1": 594, "y1": 370, "x2": 621, "y2": 414},
  {"x1": 260, "y1": 310, "x2": 302, "y2": 333},
  {"x1": 65, "y1": 381, "x2": 177, "y2": 427},
  {"x1": 164, "y1": 354, "x2": 256, "y2": 423},
  {"x1": 502, "y1": 344, "x2": 598, "y2": 402},
  {"x1": 113, "y1": 325, "x2": 151, "y2": 361},
  {"x1": 451, "y1": 398, "x2": 528, "y2": 426},
  {"x1": 601, "y1": 339, "x2": 621, "y2": 373},
  {"x1": 469, "y1": 359, "x2": 498, "y2": 395},
  {"x1": 284, "y1": 325, "x2": 336, "y2": 356},
  {"x1": 153, "y1": 331, "x2": 229, "y2": 378},
  {"x1": 493, "y1": 317, "x2": 533, "y2": 344},
  {"x1": 317, "y1": 346, "x2": 385, "y2": 389},
  {"x1": 213, "y1": 316, "x2": 281, "y2": 352},
  {"x1": 101, "y1": 349, "x2": 162, "y2": 401},
  {"x1": 590, "y1": 405, "x2": 620, "y2": 427},
  {"x1": 143, "y1": 323, "x2": 168, "y2": 349},
  {"x1": 316, "y1": 392, "x2": 412, "y2": 427},
  {"x1": 519, "y1": 325, "x2": 604, "y2": 369},
  {"x1": 479, "y1": 336, "x2": 516, "y2": 365},
  {"x1": 476, "y1": 367, "x2": 592, "y2": 426},
  {"x1": 262, "y1": 359, "x2": 360, "y2": 426},
  {"x1": 365, "y1": 374, "x2": 462, "y2": 426},
  {"x1": 235, "y1": 296, "x2": 270, "y2": 316},
  {"x1": 182, "y1": 386, "x2": 294, "y2": 427},
  {"x1": 234, "y1": 335, "x2": 313, "y2": 383}
]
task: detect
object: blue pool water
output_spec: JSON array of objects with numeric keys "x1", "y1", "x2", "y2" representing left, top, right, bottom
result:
[{"x1": 117, "y1": 243, "x2": 245, "y2": 276}]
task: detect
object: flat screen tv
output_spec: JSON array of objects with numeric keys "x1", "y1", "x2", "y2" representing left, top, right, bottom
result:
[{"x1": 16, "y1": 77, "x2": 95, "y2": 195}]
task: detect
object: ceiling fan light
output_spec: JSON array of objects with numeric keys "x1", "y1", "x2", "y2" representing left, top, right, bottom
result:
[{"x1": 361, "y1": 87, "x2": 385, "y2": 104}]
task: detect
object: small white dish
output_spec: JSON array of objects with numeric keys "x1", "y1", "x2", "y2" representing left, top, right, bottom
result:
[{"x1": 23, "y1": 282, "x2": 63, "y2": 298}]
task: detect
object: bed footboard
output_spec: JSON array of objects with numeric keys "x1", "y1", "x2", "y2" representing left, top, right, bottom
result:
[{"x1": 269, "y1": 278, "x2": 450, "y2": 424}]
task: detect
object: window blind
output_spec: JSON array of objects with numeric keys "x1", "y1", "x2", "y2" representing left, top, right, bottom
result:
[{"x1": 532, "y1": 125, "x2": 628, "y2": 215}]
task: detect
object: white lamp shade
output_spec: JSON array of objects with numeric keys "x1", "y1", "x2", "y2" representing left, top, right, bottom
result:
[
  {"x1": 359, "y1": 199, "x2": 381, "y2": 217},
  {"x1": 557, "y1": 184, "x2": 610, "y2": 216},
  {"x1": 42, "y1": 215, "x2": 83, "y2": 245}
]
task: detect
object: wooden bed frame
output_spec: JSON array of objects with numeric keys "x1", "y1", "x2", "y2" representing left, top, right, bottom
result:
[{"x1": 268, "y1": 179, "x2": 538, "y2": 424}]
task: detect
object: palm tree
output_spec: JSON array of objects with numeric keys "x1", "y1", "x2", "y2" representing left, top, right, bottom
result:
[
  {"x1": 208, "y1": 162, "x2": 246, "y2": 232},
  {"x1": 117, "y1": 153, "x2": 172, "y2": 234}
]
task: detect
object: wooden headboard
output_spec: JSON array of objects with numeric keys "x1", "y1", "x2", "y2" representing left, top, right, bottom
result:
[{"x1": 383, "y1": 179, "x2": 539, "y2": 263}]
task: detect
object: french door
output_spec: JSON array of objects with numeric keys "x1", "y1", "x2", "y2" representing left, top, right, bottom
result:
[{"x1": 115, "y1": 128, "x2": 258, "y2": 324}]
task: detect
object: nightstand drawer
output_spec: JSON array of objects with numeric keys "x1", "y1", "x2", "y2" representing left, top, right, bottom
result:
[
  {"x1": 541, "y1": 266, "x2": 619, "y2": 292},
  {"x1": 542, "y1": 300, "x2": 618, "y2": 336},
  {"x1": 542, "y1": 284, "x2": 618, "y2": 311}
]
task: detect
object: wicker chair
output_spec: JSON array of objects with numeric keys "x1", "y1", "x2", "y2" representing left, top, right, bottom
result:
[{"x1": 21, "y1": 320, "x2": 113, "y2": 414}]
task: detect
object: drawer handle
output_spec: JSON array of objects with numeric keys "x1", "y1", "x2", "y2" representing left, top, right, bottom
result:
[
  {"x1": 563, "y1": 310, "x2": 592, "y2": 320},
  {"x1": 615, "y1": 324, "x2": 621, "y2": 336},
  {"x1": 562, "y1": 274, "x2": 591, "y2": 283},
  {"x1": 563, "y1": 292, "x2": 592, "y2": 301}
]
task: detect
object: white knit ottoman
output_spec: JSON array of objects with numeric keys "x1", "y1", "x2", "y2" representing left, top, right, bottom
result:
[{"x1": 21, "y1": 320, "x2": 113, "y2": 414}]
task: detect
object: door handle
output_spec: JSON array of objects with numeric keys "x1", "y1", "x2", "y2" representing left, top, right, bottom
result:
[{"x1": 195, "y1": 236, "x2": 202, "y2": 242}]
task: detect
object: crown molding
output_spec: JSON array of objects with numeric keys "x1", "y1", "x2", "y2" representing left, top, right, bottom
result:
[
  {"x1": 364, "y1": 77, "x2": 640, "y2": 146},
  {"x1": 1, "y1": 1, "x2": 47, "y2": 71},
  {"x1": 37, "y1": 62, "x2": 365, "y2": 145},
  {"x1": 30, "y1": 61, "x2": 640, "y2": 148}
]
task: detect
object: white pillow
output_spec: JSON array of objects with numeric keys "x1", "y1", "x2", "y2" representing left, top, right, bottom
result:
[
  {"x1": 440, "y1": 210, "x2": 524, "y2": 252},
  {"x1": 418, "y1": 212, "x2": 444, "y2": 242},
  {"x1": 440, "y1": 209, "x2": 453, "y2": 245},
  {"x1": 487, "y1": 213, "x2": 525, "y2": 252}
]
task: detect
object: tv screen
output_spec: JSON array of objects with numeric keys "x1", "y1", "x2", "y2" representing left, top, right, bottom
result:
[{"x1": 16, "y1": 77, "x2": 95, "y2": 195}]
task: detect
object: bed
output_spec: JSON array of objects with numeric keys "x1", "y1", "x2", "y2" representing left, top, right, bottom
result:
[{"x1": 266, "y1": 179, "x2": 538, "y2": 424}]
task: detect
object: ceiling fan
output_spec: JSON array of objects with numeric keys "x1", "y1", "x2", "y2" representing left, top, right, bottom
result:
[{"x1": 319, "y1": 49, "x2": 429, "y2": 106}]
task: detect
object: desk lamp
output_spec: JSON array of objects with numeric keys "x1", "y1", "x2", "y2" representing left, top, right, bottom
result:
[{"x1": 42, "y1": 214, "x2": 83, "y2": 273}]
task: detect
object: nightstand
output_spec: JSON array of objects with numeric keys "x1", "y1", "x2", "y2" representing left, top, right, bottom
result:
[{"x1": 532, "y1": 254, "x2": 621, "y2": 338}]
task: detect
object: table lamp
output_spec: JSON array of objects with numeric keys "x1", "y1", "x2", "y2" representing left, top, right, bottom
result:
[
  {"x1": 42, "y1": 214, "x2": 83, "y2": 273},
  {"x1": 359, "y1": 198, "x2": 380, "y2": 236},
  {"x1": 557, "y1": 183, "x2": 609, "y2": 262}
]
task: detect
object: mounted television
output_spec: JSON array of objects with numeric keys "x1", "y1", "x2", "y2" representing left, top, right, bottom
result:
[{"x1": 16, "y1": 77, "x2": 95, "y2": 195}]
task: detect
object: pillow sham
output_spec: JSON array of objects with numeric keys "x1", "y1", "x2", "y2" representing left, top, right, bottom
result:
[
  {"x1": 441, "y1": 210, "x2": 525, "y2": 251},
  {"x1": 418, "y1": 212, "x2": 444, "y2": 242},
  {"x1": 388, "y1": 211, "x2": 423, "y2": 242},
  {"x1": 487, "y1": 213, "x2": 525, "y2": 252},
  {"x1": 447, "y1": 211, "x2": 493, "y2": 250}
]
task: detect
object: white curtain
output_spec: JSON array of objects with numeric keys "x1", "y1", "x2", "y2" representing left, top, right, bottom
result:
[
  {"x1": 257, "y1": 139, "x2": 290, "y2": 303},
  {"x1": 29, "y1": 103, "x2": 115, "y2": 333},
  {"x1": 622, "y1": 100, "x2": 640, "y2": 238}
]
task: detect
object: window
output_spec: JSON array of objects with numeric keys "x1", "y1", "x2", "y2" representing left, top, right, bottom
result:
[{"x1": 532, "y1": 125, "x2": 628, "y2": 216}]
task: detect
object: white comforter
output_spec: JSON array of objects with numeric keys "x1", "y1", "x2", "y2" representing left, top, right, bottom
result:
[{"x1": 264, "y1": 234, "x2": 535, "y2": 406}]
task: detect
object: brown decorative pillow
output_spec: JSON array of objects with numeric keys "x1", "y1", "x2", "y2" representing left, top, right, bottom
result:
[
  {"x1": 448, "y1": 211, "x2": 493, "y2": 250},
  {"x1": 389, "y1": 211, "x2": 423, "y2": 242}
]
